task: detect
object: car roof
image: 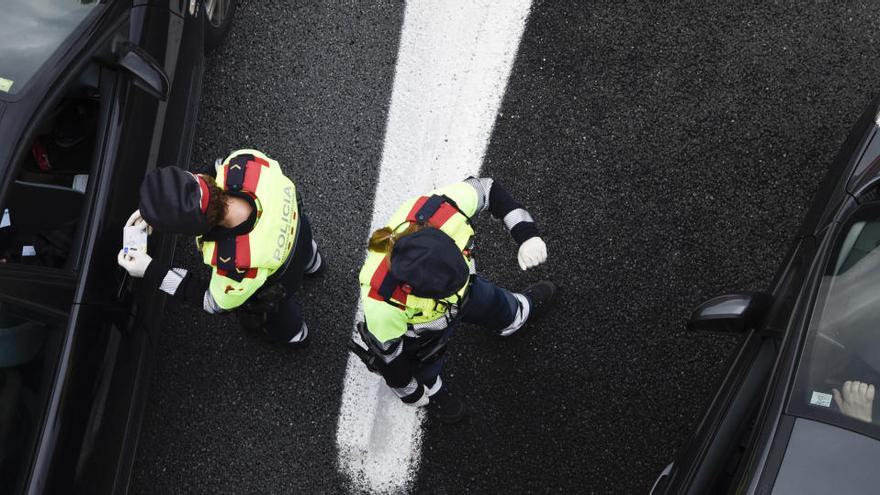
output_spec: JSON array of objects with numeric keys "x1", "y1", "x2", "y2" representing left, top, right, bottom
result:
[{"x1": 771, "y1": 417, "x2": 880, "y2": 494}]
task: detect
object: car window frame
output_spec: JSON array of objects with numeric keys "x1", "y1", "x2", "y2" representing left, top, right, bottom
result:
[
  {"x1": 0, "y1": 11, "x2": 128, "y2": 279},
  {"x1": 788, "y1": 201, "x2": 880, "y2": 441},
  {"x1": 0, "y1": 279, "x2": 74, "y2": 494},
  {"x1": 0, "y1": 18, "x2": 133, "y2": 491}
]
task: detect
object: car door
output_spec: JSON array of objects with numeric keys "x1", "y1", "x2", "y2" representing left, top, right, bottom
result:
[
  {"x1": 655, "y1": 236, "x2": 817, "y2": 494},
  {"x1": 65, "y1": 3, "x2": 205, "y2": 492},
  {"x1": 0, "y1": 0, "x2": 201, "y2": 491},
  {"x1": 0, "y1": 272, "x2": 75, "y2": 495},
  {"x1": 93, "y1": 0, "x2": 205, "y2": 301},
  {"x1": 79, "y1": 0, "x2": 203, "y2": 309}
]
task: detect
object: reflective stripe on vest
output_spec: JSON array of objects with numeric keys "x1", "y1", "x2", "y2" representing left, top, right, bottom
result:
[{"x1": 198, "y1": 149, "x2": 299, "y2": 308}]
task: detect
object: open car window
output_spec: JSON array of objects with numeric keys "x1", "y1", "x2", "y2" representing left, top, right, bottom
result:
[
  {"x1": 0, "y1": 0, "x2": 101, "y2": 96},
  {"x1": 792, "y1": 204, "x2": 880, "y2": 438},
  {"x1": 0, "y1": 59, "x2": 104, "y2": 271}
]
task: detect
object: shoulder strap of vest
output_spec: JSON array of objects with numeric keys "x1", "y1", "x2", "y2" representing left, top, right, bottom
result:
[
  {"x1": 216, "y1": 237, "x2": 244, "y2": 282},
  {"x1": 406, "y1": 194, "x2": 472, "y2": 227},
  {"x1": 213, "y1": 234, "x2": 258, "y2": 283},
  {"x1": 368, "y1": 257, "x2": 408, "y2": 310},
  {"x1": 224, "y1": 154, "x2": 251, "y2": 193},
  {"x1": 439, "y1": 195, "x2": 472, "y2": 225},
  {"x1": 223, "y1": 153, "x2": 271, "y2": 194}
]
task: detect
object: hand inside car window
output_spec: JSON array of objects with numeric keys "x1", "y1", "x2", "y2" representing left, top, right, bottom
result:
[{"x1": 833, "y1": 380, "x2": 875, "y2": 423}]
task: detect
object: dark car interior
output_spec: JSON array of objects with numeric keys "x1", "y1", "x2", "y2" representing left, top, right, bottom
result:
[
  {"x1": 0, "y1": 61, "x2": 103, "y2": 492},
  {"x1": 0, "y1": 63, "x2": 100, "y2": 270}
]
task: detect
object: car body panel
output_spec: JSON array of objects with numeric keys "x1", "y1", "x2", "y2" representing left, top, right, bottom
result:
[
  {"x1": 0, "y1": 1, "x2": 211, "y2": 493},
  {"x1": 742, "y1": 221, "x2": 842, "y2": 495},
  {"x1": 656, "y1": 95, "x2": 880, "y2": 494},
  {"x1": 718, "y1": 203, "x2": 862, "y2": 494},
  {"x1": 656, "y1": 236, "x2": 816, "y2": 494},
  {"x1": 772, "y1": 418, "x2": 880, "y2": 494}
]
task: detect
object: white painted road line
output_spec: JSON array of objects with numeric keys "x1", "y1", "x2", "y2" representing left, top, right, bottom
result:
[{"x1": 335, "y1": 1, "x2": 532, "y2": 493}]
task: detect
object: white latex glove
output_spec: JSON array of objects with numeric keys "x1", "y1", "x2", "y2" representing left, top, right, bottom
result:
[
  {"x1": 833, "y1": 380, "x2": 875, "y2": 423},
  {"x1": 125, "y1": 209, "x2": 153, "y2": 235},
  {"x1": 117, "y1": 249, "x2": 153, "y2": 278},
  {"x1": 517, "y1": 236, "x2": 547, "y2": 270}
]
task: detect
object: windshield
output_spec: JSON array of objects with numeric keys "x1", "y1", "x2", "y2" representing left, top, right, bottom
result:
[
  {"x1": 793, "y1": 204, "x2": 880, "y2": 436},
  {"x1": 0, "y1": 0, "x2": 100, "y2": 96}
]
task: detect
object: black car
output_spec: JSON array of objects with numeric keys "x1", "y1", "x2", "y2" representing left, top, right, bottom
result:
[
  {"x1": 0, "y1": 1, "x2": 235, "y2": 493},
  {"x1": 651, "y1": 96, "x2": 880, "y2": 495}
]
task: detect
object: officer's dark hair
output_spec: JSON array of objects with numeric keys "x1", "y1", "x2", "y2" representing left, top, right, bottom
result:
[
  {"x1": 368, "y1": 223, "x2": 424, "y2": 254},
  {"x1": 198, "y1": 174, "x2": 229, "y2": 227}
]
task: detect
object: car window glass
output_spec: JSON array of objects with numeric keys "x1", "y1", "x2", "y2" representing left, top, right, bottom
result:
[
  {"x1": 0, "y1": 304, "x2": 65, "y2": 492},
  {"x1": 793, "y1": 205, "x2": 880, "y2": 435},
  {"x1": 0, "y1": 1, "x2": 100, "y2": 96},
  {"x1": 0, "y1": 63, "x2": 102, "y2": 269}
]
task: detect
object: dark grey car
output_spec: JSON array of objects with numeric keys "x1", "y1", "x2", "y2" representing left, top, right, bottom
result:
[
  {"x1": 651, "y1": 95, "x2": 880, "y2": 494},
  {"x1": 0, "y1": 0, "x2": 235, "y2": 492}
]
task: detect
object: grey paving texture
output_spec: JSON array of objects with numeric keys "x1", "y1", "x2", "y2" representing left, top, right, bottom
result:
[
  {"x1": 131, "y1": 0, "x2": 880, "y2": 494},
  {"x1": 415, "y1": 1, "x2": 880, "y2": 494}
]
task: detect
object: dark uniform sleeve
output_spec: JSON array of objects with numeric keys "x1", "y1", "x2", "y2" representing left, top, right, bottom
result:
[
  {"x1": 463, "y1": 177, "x2": 540, "y2": 245},
  {"x1": 143, "y1": 258, "x2": 224, "y2": 313}
]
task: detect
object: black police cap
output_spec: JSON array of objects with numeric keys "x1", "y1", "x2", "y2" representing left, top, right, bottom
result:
[
  {"x1": 390, "y1": 227, "x2": 469, "y2": 299},
  {"x1": 139, "y1": 166, "x2": 212, "y2": 235}
]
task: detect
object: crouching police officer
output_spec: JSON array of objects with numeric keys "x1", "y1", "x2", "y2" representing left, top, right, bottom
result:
[
  {"x1": 117, "y1": 149, "x2": 324, "y2": 346},
  {"x1": 349, "y1": 177, "x2": 555, "y2": 424}
]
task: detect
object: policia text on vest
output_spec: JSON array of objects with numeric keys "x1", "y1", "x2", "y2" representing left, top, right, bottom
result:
[
  {"x1": 350, "y1": 177, "x2": 555, "y2": 424},
  {"x1": 117, "y1": 149, "x2": 324, "y2": 347}
]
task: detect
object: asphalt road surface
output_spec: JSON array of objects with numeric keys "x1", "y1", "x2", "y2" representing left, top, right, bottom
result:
[{"x1": 130, "y1": 1, "x2": 880, "y2": 493}]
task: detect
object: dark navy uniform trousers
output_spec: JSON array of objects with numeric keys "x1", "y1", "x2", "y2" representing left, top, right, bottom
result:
[{"x1": 414, "y1": 276, "x2": 523, "y2": 388}]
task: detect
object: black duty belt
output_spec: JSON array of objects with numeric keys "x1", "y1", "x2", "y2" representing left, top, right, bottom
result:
[{"x1": 350, "y1": 322, "x2": 385, "y2": 373}]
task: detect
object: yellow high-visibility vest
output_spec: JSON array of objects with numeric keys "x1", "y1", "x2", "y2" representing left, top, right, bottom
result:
[
  {"x1": 359, "y1": 182, "x2": 479, "y2": 343},
  {"x1": 198, "y1": 149, "x2": 299, "y2": 310}
]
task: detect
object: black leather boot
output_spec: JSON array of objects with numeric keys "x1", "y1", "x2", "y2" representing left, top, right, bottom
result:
[{"x1": 522, "y1": 280, "x2": 557, "y2": 319}]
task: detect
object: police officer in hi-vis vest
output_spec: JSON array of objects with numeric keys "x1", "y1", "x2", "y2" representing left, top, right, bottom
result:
[
  {"x1": 117, "y1": 149, "x2": 323, "y2": 346},
  {"x1": 349, "y1": 177, "x2": 555, "y2": 424}
]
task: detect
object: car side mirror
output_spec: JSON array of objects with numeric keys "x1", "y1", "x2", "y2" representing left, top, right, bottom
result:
[
  {"x1": 114, "y1": 41, "x2": 169, "y2": 101},
  {"x1": 687, "y1": 292, "x2": 772, "y2": 334}
]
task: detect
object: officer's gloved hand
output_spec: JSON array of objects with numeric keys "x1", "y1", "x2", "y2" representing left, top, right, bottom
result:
[
  {"x1": 117, "y1": 249, "x2": 152, "y2": 278},
  {"x1": 125, "y1": 209, "x2": 153, "y2": 235},
  {"x1": 517, "y1": 237, "x2": 547, "y2": 270}
]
